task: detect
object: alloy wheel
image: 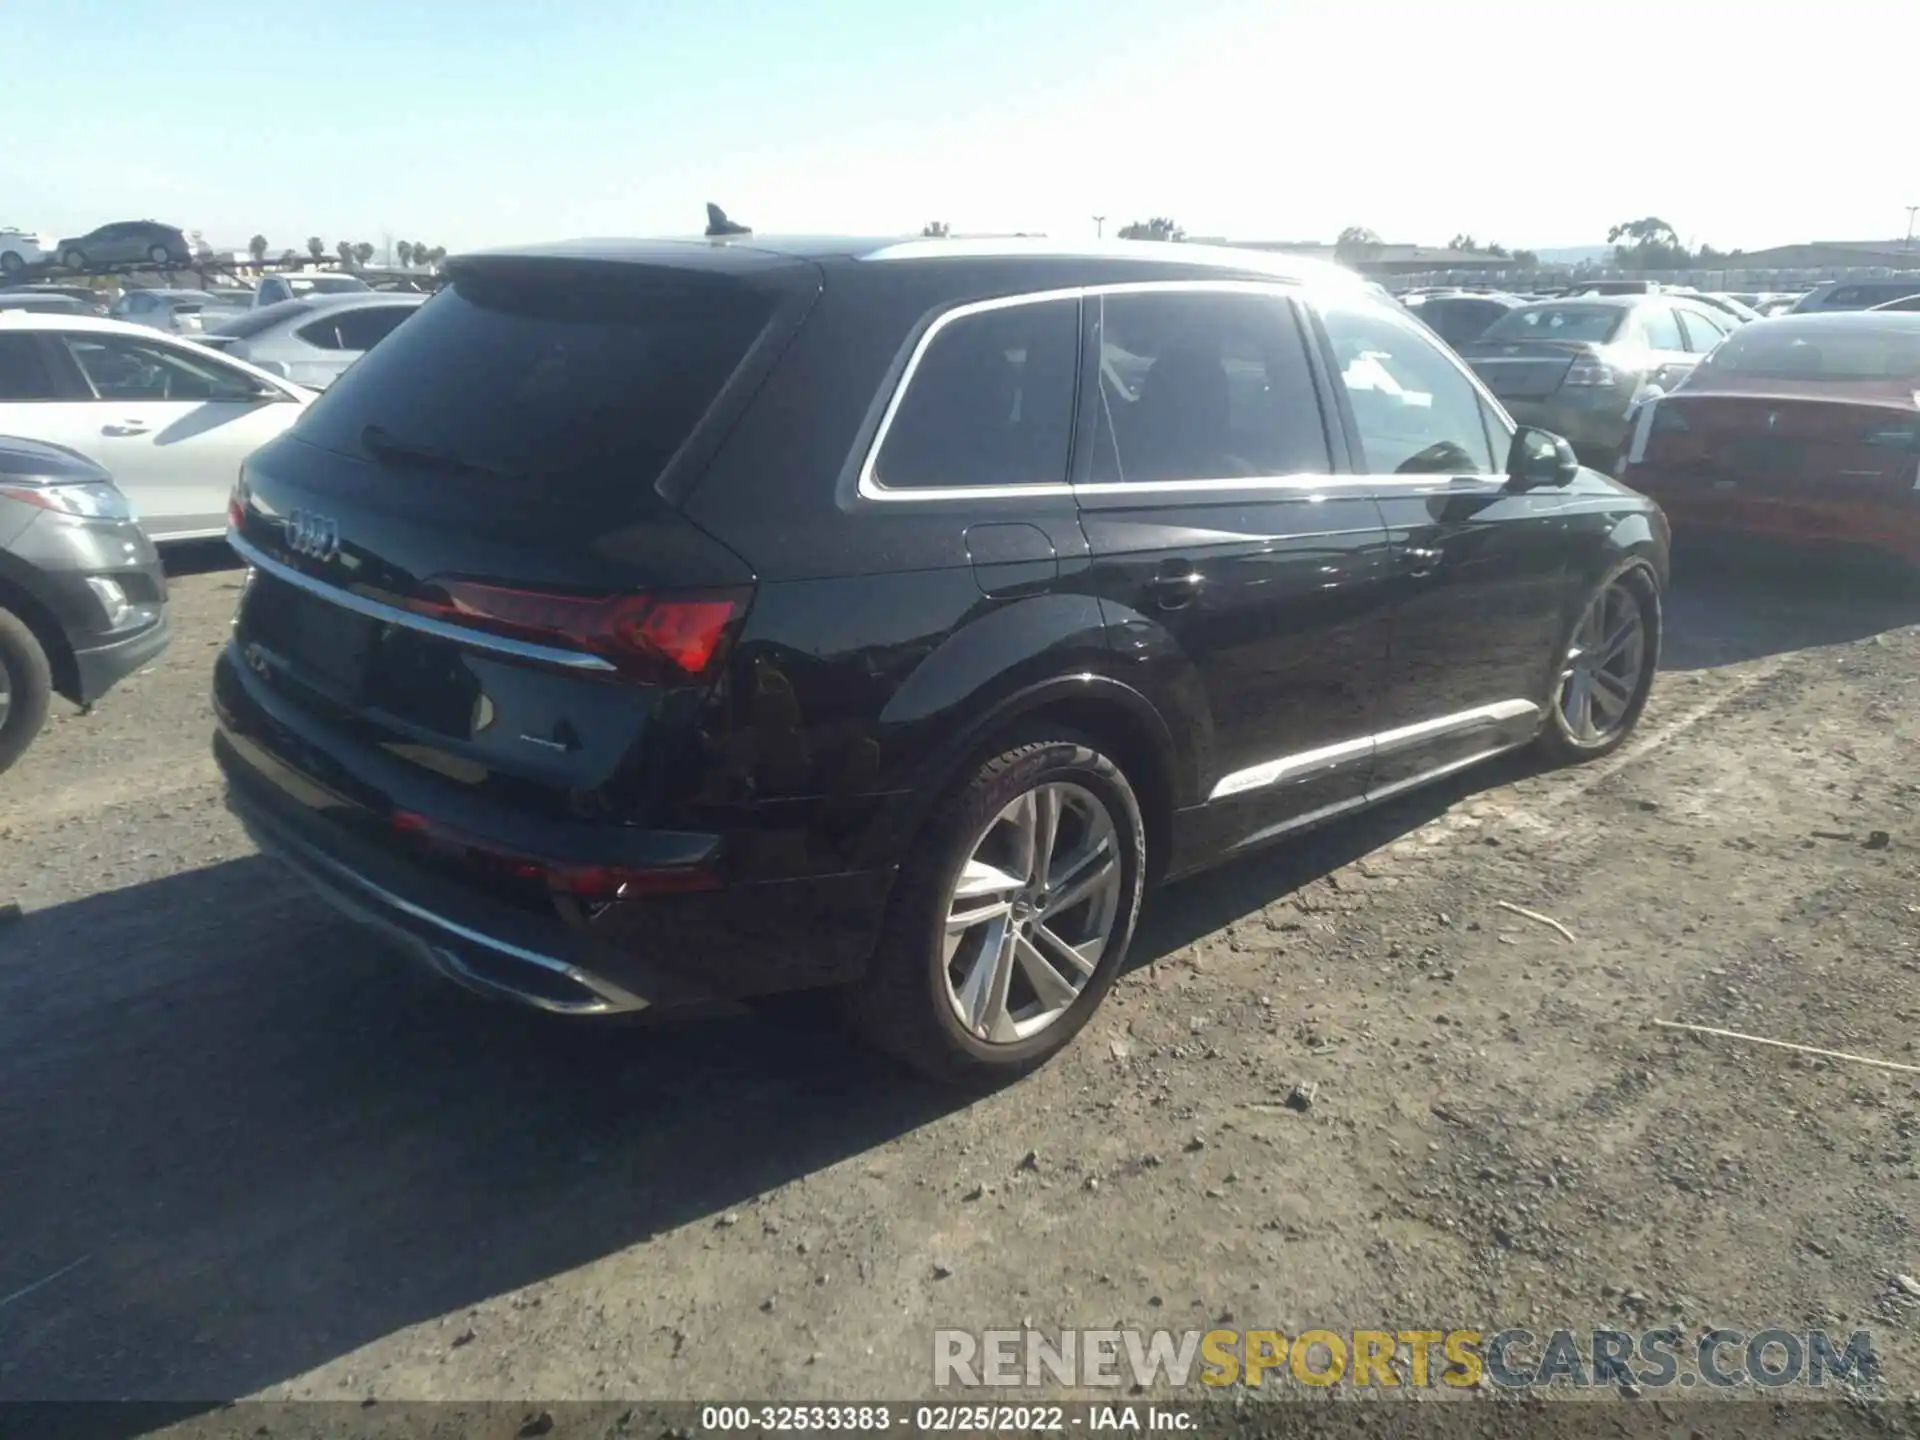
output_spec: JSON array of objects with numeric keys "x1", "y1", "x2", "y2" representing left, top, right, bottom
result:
[
  {"x1": 941, "y1": 781, "x2": 1122, "y2": 1044},
  {"x1": 1559, "y1": 580, "x2": 1647, "y2": 743}
]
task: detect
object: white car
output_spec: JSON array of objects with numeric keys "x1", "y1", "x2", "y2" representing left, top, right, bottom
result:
[
  {"x1": 0, "y1": 228, "x2": 52, "y2": 277},
  {"x1": 108, "y1": 288, "x2": 246, "y2": 336},
  {"x1": 0, "y1": 312, "x2": 311, "y2": 542},
  {"x1": 252, "y1": 272, "x2": 371, "y2": 307},
  {"x1": 200, "y1": 292, "x2": 425, "y2": 389}
]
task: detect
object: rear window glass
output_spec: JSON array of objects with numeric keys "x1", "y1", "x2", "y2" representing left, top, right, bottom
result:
[
  {"x1": 1702, "y1": 325, "x2": 1920, "y2": 381},
  {"x1": 212, "y1": 300, "x2": 311, "y2": 339},
  {"x1": 1411, "y1": 298, "x2": 1508, "y2": 347},
  {"x1": 872, "y1": 297, "x2": 1079, "y2": 489},
  {"x1": 295, "y1": 269, "x2": 776, "y2": 499},
  {"x1": 1479, "y1": 305, "x2": 1625, "y2": 344}
]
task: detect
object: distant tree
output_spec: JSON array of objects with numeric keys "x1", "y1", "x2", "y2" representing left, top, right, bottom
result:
[
  {"x1": 1334, "y1": 226, "x2": 1382, "y2": 264},
  {"x1": 306, "y1": 236, "x2": 325, "y2": 261},
  {"x1": 921, "y1": 221, "x2": 951, "y2": 238},
  {"x1": 1510, "y1": 248, "x2": 1540, "y2": 268},
  {"x1": 427, "y1": 246, "x2": 447, "y2": 266},
  {"x1": 1116, "y1": 217, "x2": 1184, "y2": 242},
  {"x1": 410, "y1": 241, "x2": 428, "y2": 265},
  {"x1": 396, "y1": 241, "x2": 414, "y2": 268},
  {"x1": 1607, "y1": 216, "x2": 1693, "y2": 270},
  {"x1": 248, "y1": 234, "x2": 269, "y2": 263},
  {"x1": 336, "y1": 240, "x2": 354, "y2": 267},
  {"x1": 1447, "y1": 233, "x2": 1477, "y2": 252},
  {"x1": 353, "y1": 241, "x2": 375, "y2": 267},
  {"x1": 279, "y1": 248, "x2": 298, "y2": 262}
]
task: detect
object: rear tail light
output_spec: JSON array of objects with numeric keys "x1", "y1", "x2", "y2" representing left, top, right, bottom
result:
[
  {"x1": 1560, "y1": 355, "x2": 1618, "y2": 388},
  {"x1": 390, "y1": 810, "x2": 720, "y2": 900},
  {"x1": 402, "y1": 581, "x2": 751, "y2": 682}
]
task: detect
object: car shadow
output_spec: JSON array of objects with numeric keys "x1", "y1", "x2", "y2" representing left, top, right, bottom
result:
[
  {"x1": 1661, "y1": 538, "x2": 1920, "y2": 671},
  {"x1": 0, "y1": 857, "x2": 957, "y2": 1408}
]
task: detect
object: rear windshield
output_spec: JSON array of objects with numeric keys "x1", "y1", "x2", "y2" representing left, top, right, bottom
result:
[
  {"x1": 294, "y1": 267, "x2": 776, "y2": 499},
  {"x1": 1702, "y1": 325, "x2": 1920, "y2": 382},
  {"x1": 1479, "y1": 305, "x2": 1625, "y2": 344},
  {"x1": 287, "y1": 276, "x2": 370, "y2": 296}
]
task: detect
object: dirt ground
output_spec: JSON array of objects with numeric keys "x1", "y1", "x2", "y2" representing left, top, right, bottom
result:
[{"x1": 2, "y1": 541, "x2": 1917, "y2": 1411}]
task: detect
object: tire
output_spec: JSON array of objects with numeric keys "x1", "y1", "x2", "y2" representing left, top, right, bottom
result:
[
  {"x1": 61, "y1": 248, "x2": 86, "y2": 271},
  {"x1": 849, "y1": 731, "x2": 1147, "y2": 1085},
  {"x1": 0, "y1": 607, "x2": 54, "y2": 776},
  {"x1": 0, "y1": 251, "x2": 23, "y2": 276},
  {"x1": 1533, "y1": 564, "x2": 1660, "y2": 765}
]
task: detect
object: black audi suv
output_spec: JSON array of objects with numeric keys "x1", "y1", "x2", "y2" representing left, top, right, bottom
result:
[{"x1": 214, "y1": 236, "x2": 1668, "y2": 1083}]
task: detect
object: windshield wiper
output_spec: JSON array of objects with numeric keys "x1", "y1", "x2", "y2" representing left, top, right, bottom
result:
[{"x1": 359, "y1": 423, "x2": 524, "y2": 484}]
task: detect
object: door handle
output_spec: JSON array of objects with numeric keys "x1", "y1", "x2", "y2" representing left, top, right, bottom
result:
[
  {"x1": 1147, "y1": 565, "x2": 1202, "y2": 611},
  {"x1": 102, "y1": 421, "x2": 150, "y2": 436}
]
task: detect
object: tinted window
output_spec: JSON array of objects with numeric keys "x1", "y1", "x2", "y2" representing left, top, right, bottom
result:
[
  {"x1": 1092, "y1": 290, "x2": 1327, "y2": 483},
  {"x1": 1640, "y1": 306, "x2": 1685, "y2": 351},
  {"x1": 298, "y1": 270, "x2": 776, "y2": 502},
  {"x1": 327, "y1": 305, "x2": 416, "y2": 351},
  {"x1": 1412, "y1": 297, "x2": 1507, "y2": 347},
  {"x1": 1676, "y1": 308, "x2": 1726, "y2": 354},
  {"x1": 1480, "y1": 304, "x2": 1625, "y2": 344},
  {"x1": 1320, "y1": 297, "x2": 1501, "y2": 475},
  {"x1": 63, "y1": 334, "x2": 268, "y2": 402},
  {"x1": 0, "y1": 334, "x2": 61, "y2": 400},
  {"x1": 873, "y1": 297, "x2": 1078, "y2": 489}
]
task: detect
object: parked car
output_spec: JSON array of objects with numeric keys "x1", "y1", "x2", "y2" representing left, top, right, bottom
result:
[
  {"x1": 0, "y1": 436, "x2": 171, "y2": 773},
  {"x1": 54, "y1": 221, "x2": 192, "y2": 271},
  {"x1": 214, "y1": 235, "x2": 1669, "y2": 1083},
  {"x1": 1788, "y1": 279, "x2": 1920, "y2": 314},
  {"x1": 1400, "y1": 291, "x2": 1525, "y2": 348},
  {"x1": 1457, "y1": 294, "x2": 1735, "y2": 469},
  {"x1": 1619, "y1": 312, "x2": 1920, "y2": 565},
  {"x1": 1, "y1": 284, "x2": 108, "y2": 315},
  {"x1": 199, "y1": 292, "x2": 425, "y2": 388},
  {"x1": 0, "y1": 228, "x2": 52, "y2": 277},
  {"x1": 0, "y1": 312, "x2": 312, "y2": 542},
  {"x1": 0, "y1": 294, "x2": 90, "y2": 317},
  {"x1": 252, "y1": 273, "x2": 371, "y2": 307},
  {"x1": 108, "y1": 288, "x2": 242, "y2": 335}
]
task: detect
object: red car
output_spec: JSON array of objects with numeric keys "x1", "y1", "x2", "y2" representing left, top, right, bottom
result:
[{"x1": 1619, "y1": 311, "x2": 1920, "y2": 564}]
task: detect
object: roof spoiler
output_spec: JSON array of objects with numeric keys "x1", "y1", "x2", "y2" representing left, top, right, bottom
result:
[{"x1": 705, "y1": 204, "x2": 752, "y2": 239}]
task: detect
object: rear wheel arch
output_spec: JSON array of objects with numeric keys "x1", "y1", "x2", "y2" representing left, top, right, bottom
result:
[{"x1": 884, "y1": 673, "x2": 1186, "y2": 887}]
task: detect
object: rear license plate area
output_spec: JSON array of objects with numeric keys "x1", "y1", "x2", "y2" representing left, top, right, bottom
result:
[{"x1": 247, "y1": 579, "x2": 376, "y2": 699}]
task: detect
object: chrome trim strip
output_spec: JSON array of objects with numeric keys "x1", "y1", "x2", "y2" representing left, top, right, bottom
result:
[
  {"x1": 1230, "y1": 740, "x2": 1526, "y2": 853},
  {"x1": 229, "y1": 530, "x2": 619, "y2": 674},
  {"x1": 254, "y1": 816, "x2": 648, "y2": 1015},
  {"x1": 1207, "y1": 699, "x2": 1539, "y2": 802}
]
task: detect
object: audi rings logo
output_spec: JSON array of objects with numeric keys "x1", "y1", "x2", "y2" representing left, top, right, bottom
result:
[{"x1": 283, "y1": 509, "x2": 341, "y2": 563}]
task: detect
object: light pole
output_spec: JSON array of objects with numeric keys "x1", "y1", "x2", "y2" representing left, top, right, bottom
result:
[
  {"x1": 1906, "y1": 206, "x2": 1919, "y2": 247},
  {"x1": 1093, "y1": 215, "x2": 1106, "y2": 239}
]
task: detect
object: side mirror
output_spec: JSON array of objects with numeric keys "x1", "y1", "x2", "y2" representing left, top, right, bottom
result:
[{"x1": 1506, "y1": 426, "x2": 1580, "y2": 489}]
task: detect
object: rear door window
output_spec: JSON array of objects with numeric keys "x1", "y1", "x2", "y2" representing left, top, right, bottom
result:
[
  {"x1": 327, "y1": 305, "x2": 416, "y2": 352},
  {"x1": 1676, "y1": 308, "x2": 1726, "y2": 353},
  {"x1": 1091, "y1": 289, "x2": 1329, "y2": 483},
  {"x1": 871, "y1": 296, "x2": 1079, "y2": 490},
  {"x1": 62, "y1": 334, "x2": 269, "y2": 402},
  {"x1": 296, "y1": 270, "x2": 779, "y2": 502},
  {"x1": 1639, "y1": 306, "x2": 1685, "y2": 352}
]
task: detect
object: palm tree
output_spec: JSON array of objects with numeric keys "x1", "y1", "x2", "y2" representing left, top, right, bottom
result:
[
  {"x1": 279, "y1": 248, "x2": 298, "y2": 263},
  {"x1": 336, "y1": 240, "x2": 354, "y2": 268},
  {"x1": 306, "y1": 236, "x2": 325, "y2": 260},
  {"x1": 353, "y1": 242, "x2": 375, "y2": 267},
  {"x1": 396, "y1": 241, "x2": 414, "y2": 268},
  {"x1": 248, "y1": 234, "x2": 269, "y2": 263},
  {"x1": 921, "y1": 221, "x2": 951, "y2": 238},
  {"x1": 411, "y1": 241, "x2": 428, "y2": 266},
  {"x1": 428, "y1": 246, "x2": 447, "y2": 267}
]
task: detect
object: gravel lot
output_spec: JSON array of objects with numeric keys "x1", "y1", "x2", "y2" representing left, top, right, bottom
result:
[{"x1": 2, "y1": 541, "x2": 1918, "y2": 1407}]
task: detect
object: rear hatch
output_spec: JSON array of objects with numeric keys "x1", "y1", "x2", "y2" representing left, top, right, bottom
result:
[
  {"x1": 1634, "y1": 379, "x2": 1920, "y2": 503},
  {"x1": 224, "y1": 248, "x2": 820, "y2": 852},
  {"x1": 1459, "y1": 338, "x2": 1592, "y2": 399}
]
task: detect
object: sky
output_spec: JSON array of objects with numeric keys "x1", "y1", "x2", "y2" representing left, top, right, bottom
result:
[{"x1": 3, "y1": 0, "x2": 1912, "y2": 258}]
